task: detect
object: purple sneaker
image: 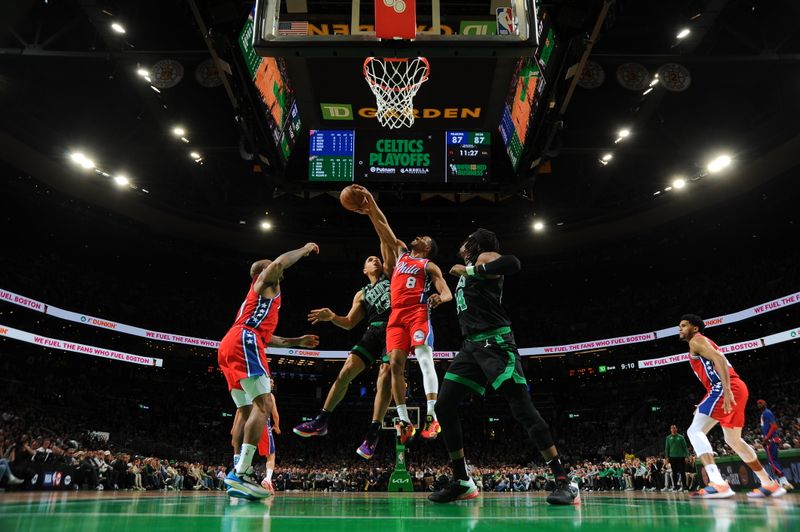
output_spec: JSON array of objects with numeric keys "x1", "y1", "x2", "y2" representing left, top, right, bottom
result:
[
  {"x1": 293, "y1": 418, "x2": 328, "y2": 437},
  {"x1": 356, "y1": 436, "x2": 379, "y2": 459}
]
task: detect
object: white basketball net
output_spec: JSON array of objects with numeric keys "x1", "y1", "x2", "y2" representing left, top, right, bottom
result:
[{"x1": 363, "y1": 57, "x2": 430, "y2": 129}]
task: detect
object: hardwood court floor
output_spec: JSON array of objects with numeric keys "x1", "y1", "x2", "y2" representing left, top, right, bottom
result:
[{"x1": 1, "y1": 490, "x2": 797, "y2": 531}]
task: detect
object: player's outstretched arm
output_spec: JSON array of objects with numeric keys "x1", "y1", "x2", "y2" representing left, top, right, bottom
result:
[
  {"x1": 449, "y1": 252, "x2": 520, "y2": 279},
  {"x1": 426, "y1": 262, "x2": 452, "y2": 309},
  {"x1": 258, "y1": 242, "x2": 319, "y2": 290},
  {"x1": 308, "y1": 291, "x2": 366, "y2": 330},
  {"x1": 350, "y1": 185, "x2": 406, "y2": 256},
  {"x1": 268, "y1": 334, "x2": 320, "y2": 348},
  {"x1": 380, "y1": 239, "x2": 398, "y2": 274}
]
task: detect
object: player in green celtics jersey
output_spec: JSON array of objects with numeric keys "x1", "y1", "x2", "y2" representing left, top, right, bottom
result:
[
  {"x1": 428, "y1": 228, "x2": 579, "y2": 505},
  {"x1": 293, "y1": 240, "x2": 396, "y2": 459}
]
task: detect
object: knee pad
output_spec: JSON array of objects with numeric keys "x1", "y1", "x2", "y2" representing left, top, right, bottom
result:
[
  {"x1": 686, "y1": 418, "x2": 714, "y2": 456},
  {"x1": 414, "y1": 345, "x2": 439, "y2": 395}
]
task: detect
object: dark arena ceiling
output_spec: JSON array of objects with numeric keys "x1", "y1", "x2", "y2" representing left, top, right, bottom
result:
[{"x1": 1, "y1": 0, "x2": 799, "y2": 256}]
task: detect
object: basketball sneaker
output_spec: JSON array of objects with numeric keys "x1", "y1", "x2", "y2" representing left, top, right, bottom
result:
[
  {"x1": 356, "y1": 434, "x2": 379, "y2": 460},
  {"x1": 780, "y1": 479, "x2": 794, "y2": 491},
  {"x1": 428, "y1": 477, "x2": 479, "y2": 503},
  {"x1": 293, "y1": 417, "x2": 328, "y2": 437},
  {"x1": 225, "y1": 469, "x2": 269, "y2": 499},
  {"x1": 689, "y1": 482, "x2": 734, "y2": 499},
  {"x1": 746, "y1": 482, "x2": 787, "y2": 498},
  {"x1": 420, "y1": 416, "x2": 441, "y2": 440},
  {"x1": 260, "y1": 478, "x2": 275, "y2": 495},
  {"x1": 546, "y1": 480, "x2": 581, "y2": 505},
  {"x1": 395, "y1": 420, "x2": 416, "y2": 445}
]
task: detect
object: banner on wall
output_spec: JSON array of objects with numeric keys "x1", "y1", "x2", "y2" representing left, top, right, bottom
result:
[
  {"x1": 0, "y1": 324, "x2": 163, "y2": 367},
  {"x1": 2, "y1": 287, "x2": 799, "y2": 360}
]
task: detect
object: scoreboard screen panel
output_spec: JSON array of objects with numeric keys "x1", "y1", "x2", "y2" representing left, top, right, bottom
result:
[
  {"x1": 308, "y1": 130, "x2": 355, "y2": 182},
  {"x1": 446, "y1": 131, "x2": 491, "y2": 183},
  {"x1": 356, "y1": 132, "x2": 442, "y2": 182}
]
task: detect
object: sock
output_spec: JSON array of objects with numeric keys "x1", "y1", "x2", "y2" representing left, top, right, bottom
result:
[
  {"x1": 547, "y1": 456, "x2": 567, "y2": 482},
  {"x1": 396, "y1": 404, "x2": 411, "y2": 423},
  {"x1": 451, "y1": 457, "x2": 468, "y2": 481},
  {"x1": 753, "y1": 468, "x2": 772, "y2": 486},
  {"x1": 235, "y1": 443, "x2": 257, "y2": 476},
  {"x1": 233, "y1": 454, "x2": 240, "y2": 468},
  {"x1": 317, "y1": 409, "x2": 330, "y2": 423},
  {"x1": 427, "y1": 400, "x2": 437, "y2": 420},
  {"x1": 266, "y1": 469, "x2": 273, "y2": 482},
  {"x1": 368, "y1": 421, "x2": 381, "y2": 437},
  {"x1": 704, "y1": 463, "x2": 724, "y2": 484}
]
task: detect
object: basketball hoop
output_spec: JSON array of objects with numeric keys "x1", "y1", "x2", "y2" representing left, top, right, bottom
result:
[{"x1": 363, "y1": 57, "x2": 430, "y2": 129}]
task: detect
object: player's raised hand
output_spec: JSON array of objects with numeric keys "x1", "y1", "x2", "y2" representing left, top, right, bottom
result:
[
  {"x1": 351, "y1": 185, "x2": 374, "y2": 215},
  {"x1": 308, "y1": 308, "x2": 334, "y2": 324},
  {"x1": 304, "y1": 242, "x2": 320, "y2": 255},
  {"x1": 449, "y1": 264, "x2": 467, "y2": 277},
  {"x1": 298, "y1": 334, "x2": 320, "y2": 348}
]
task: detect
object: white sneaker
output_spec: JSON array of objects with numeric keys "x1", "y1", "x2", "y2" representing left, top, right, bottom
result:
[{"x1": 8, "y1": 474, "x2": 24, "y2": 486}]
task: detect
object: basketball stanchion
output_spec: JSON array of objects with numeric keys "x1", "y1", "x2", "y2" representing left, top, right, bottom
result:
[{"x1": 387, "y1": 417, "x2": 414, "y2": 492}]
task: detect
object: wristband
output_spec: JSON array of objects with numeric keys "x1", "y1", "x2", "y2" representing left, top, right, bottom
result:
[{"x1": 465, "y1": 265, "x2": 476, "y2": 276}]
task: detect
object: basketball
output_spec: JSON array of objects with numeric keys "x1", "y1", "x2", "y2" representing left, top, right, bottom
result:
[{"x1": 339, "y1": 185, "x2": 367, "y2": 212}]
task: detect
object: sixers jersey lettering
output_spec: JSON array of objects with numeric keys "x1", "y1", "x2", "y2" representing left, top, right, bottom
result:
[
  {"x1": 390, "y1": 252, "x2": 431, "y2": 308},
  {"x1": 231, "y1": 277, "x2": 281, "y2": 343},
  {"x1": 688, "y1": 334, "x2": 741, "y2": 392}
]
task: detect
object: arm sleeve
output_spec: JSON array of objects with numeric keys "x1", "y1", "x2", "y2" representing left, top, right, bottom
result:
[{"x1": 476, "y1": 255, "x2": 521, "y2": 276}]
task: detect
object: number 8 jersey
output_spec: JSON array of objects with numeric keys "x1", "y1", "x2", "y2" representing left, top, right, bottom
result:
[{"x1": 390, "y1": 252, "x2": 431, "y2": 309}]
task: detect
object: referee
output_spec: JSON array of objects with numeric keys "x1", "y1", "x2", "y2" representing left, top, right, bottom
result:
[{"x1": 665, "y1": 424, "x2": 689, "y2": 491}]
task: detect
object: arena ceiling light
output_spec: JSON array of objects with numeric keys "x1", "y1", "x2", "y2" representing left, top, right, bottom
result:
[
  {"x1": 676, "y1": 28, "x2": 691, "y2": 39},
  {"x1": 136, "y1": 68, "x2": 149, "y2": 77},
  {"x1": 672, "y1": 178, "x2": 686, "y2": 189},
  {"x1": 614, "y1": 128, "x2": 630, "y2": 143},
  {"x1": 113, "y1": 175, "x2": 130, "y2": 187},
  {"x1": 172, "y1": 126, "x2": 186, "y2": 137},
  {"x1": 70, "y1": 152, "x2": 95, "y2": 170},
  {"x1": 643, "y1": 87, "x2": 654, "y2": 96},
  {"x1": 532, "y1": 221, "x2": 545, "y2": 232},
  {"x1": 111, "y1": 22, "x2": 126, "y2": 34},
  {"x1": 707, "y1": 154, "x2": 732, "y2": 173},
  {"x1": 150, "y1": 85, "x2": 161, "y2": 93},
  {"x1": 189, "y1": 151, "x2": 201, "y2": 160},
  {"x1": 260, "y1": 221, "x2": 273, "y2": 231}
]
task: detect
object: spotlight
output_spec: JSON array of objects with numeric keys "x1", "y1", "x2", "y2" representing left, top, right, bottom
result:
[
  {"x1": 111, "y1": 22, "x2": 126, "y2": 34},
  {"x1": 136, "y1": 68, "x2": 149, "y2": 77},
  {"x1": 649, "y1": 78, "x2": 659, "y2": 87},
  {"x1": 532, "y1": 221, "x2": 544, "y2": 232},
  {"x1": 672, "y1": 178, "x2": 686, "y2": 189},
  {"x1": 150, "y1": 85, "x2": 161, "y2": 93},
  {"x1": 190, "y1": 152, "x2": 201, "y2": 160},
  {"x1": 180, "y1": 137, "x2": 189, "y2": 143},
  {"x1": 676, "y1": 28, "x2": 691, "y2": 39},
  {"x1": 643, "y1": 87, "x2": 654, "y2": 95},
  {"x1": 114, "y1": 175, "x2": 130, "y2": 187},
  {"x1": 707, "y1": 154, "x2": 732, "y2": 173},
  {"x1": 601, "y1": 153, "x2": 613, "y2": 162},
  {"x1": 618, "y1": 128, "x2": 630, "y2": 139},
  {"x1": 172, "y1": 127, "x2": 185, "y2": 137},
  {"x1": 260, "y1": 221, "x2": 273, "y2": 231},
  {"x1": 70, "y1": 152, "x2": 95, "y2": 170}
]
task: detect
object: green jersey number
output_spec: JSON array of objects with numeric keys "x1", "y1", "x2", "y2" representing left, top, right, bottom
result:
[{"x1": 455, "y1": 277, "x2": 468, "y2": 312}]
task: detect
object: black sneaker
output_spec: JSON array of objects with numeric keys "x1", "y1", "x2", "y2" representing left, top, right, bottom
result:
[
  {"x1": 428, "y1": 478, "x2": 479, "y2": 503},
  {"x1": 547, "y1": 480, "x2": 581, "y2": 505}
]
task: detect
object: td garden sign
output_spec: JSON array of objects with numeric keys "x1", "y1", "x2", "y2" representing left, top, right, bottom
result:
[{"x1": 321, "y1": 103, "x2": 482, "y2": 121}]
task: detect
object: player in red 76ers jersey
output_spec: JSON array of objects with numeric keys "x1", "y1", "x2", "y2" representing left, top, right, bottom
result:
[
  {"x1": 219, "y1": 242, "x2": 319, "y2": 499},
  {"x1": 678, "y1": 314, "x2": 785, "y2": 499},
  {"x1": 351, "y1": 185, "x2": 452, "y2": 443}
]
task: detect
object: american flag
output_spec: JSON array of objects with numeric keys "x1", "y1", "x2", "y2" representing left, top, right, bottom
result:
[{"x1": 278, "y1": 21, "x2": 308, "y2": 36}]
